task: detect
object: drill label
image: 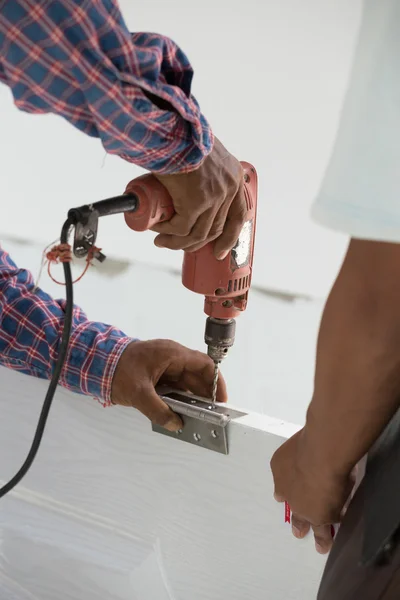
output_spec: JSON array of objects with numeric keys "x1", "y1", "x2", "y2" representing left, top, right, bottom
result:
[{"x1": 232, "y1": 220, "x2": 252, "y2": 268}]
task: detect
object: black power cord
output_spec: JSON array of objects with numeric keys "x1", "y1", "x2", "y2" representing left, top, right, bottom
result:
[
  {"x1": 0, "y1": 218, "x2": 75, "y2": 498},
  {"x1": 0, "y1": 193, "x2": 138, "y2": 499}
]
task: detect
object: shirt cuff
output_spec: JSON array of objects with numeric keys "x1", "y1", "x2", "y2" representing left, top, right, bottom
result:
[
  {"x1": 59, "y1": 322, "x2": 135, "y2": 407},
  {"x1": 118, "y1": 104, "x2": 214, "y2": 174}
]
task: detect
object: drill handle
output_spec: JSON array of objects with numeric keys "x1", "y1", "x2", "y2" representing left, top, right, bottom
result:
[
  {"x1": 124, "y1": 175, "x2": 174, "y2": 232},
  {"x1": 124, "y1": 163, "x2": 255, "y2": 234},
  {"x1": 123, "y1": 163, "x2": 258, "y2": 321}
]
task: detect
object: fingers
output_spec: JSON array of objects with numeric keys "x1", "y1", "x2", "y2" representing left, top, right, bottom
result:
[
  {"x1": 213, "y1": 183, "x2": 247, "y2": 260},
  {"x1": 112, "y1": 340, "x2": 227, "y2": 433},
  {"x1": 291, "y1": 514, "x2": 333, "y2": 554},
  {"x1": 274, "y1": 492, "x2": 334, "y2": 554},
  {"x1": 151, "y1": 211, "x2": 200, "y2": 237},
  {"x1": 312, "y1": 524, "x2": 335, "y2": 554},
  {"x1": 215, "y1": 371, "x2": 228, "y2": 403},
  {"x1": 155, "y1": 187, "x2": 246, "y2": 256},
  {"x1": 149, "y1": 139, "x2": 244, "y2": 255},
  {"x1": 184, "y1": 202, "x2": 231, "y2": 253},
  {"x1": 291, "y1": 513, "x2": 311, "y2": 540},
  {"x1": 135, "y1": 384, "x2": 183, "y2": 432},
  {"x1": 179, "y1": 352, "x2": 228, "y2": 403},
  {"x1": 179, "y1": 371, "x2": 228, "y2": 403},
  {"x1": 154, "y1": 207, "x2": 216, "y2": 251}
]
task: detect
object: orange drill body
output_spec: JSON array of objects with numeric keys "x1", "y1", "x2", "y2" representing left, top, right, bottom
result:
[
  {"x1": 124, "y1": 163, "x2": 257, "y2": 319},
  {"x1": 124, "y1": 163, "x2": 258, "y2": 372}
]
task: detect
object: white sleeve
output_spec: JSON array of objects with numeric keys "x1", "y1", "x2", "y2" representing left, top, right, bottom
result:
[{"x1": 312, "y1": 0, "x2": 400, "y2": 243}]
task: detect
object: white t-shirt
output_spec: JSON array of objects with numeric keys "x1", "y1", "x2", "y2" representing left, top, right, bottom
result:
[{"x1": 312, "y1": 0, "x2": 400, "y2": 242}]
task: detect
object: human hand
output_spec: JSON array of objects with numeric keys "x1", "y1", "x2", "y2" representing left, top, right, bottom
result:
[
  {"x1": 111, "y1": 340, "x2": 227, "y2": 430},
  {"x1": 151, "y1": 138, "x2": 246, "y2": 259},
  {"x1": 270, "y1": 430, "x2": 355, "y2": 554}
]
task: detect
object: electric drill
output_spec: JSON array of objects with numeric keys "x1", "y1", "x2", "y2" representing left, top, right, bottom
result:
[
  {"x1": 123, "y1": 162, "x2": 258, "y2": 403},
  {"x1": 0, "y1": 163, "x2": 257, "y2": 501}
]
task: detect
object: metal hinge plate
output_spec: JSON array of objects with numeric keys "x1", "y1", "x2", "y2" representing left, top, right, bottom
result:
[{"x1": 152, "y1": 387, "x2": 246, "y2": 455}]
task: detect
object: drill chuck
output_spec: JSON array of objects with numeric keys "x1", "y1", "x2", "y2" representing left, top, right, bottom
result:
[{"x1": 204, "y1": 317, "x2": 236, "y2": 363}]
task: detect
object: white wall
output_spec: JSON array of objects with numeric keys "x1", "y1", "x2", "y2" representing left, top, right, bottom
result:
[
  {"x1": 0, "y1": 368, "x2": 325, "y2": 600},
  {"x1": 0, "y1": 0, "x2": 362, "y2": 297},
  {"x1": 0, "y1": 7, "x2": 364, "y2": 594}
]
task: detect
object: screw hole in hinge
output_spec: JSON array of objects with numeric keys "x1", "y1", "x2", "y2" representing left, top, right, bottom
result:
[{"x1": 193, "y1": 433, "x2": 201, "y2": 442}]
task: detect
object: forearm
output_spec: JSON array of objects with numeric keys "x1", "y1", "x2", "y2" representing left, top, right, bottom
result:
[
  {"x1": 303, "y1": 239, "x2": 400, "y2": 477},
  {"x1": 0, "y1": 0, "x2": 213, "y2": 174},
  {"x1": 0, "y1": 247, "x2": 133, "y2": 405}
]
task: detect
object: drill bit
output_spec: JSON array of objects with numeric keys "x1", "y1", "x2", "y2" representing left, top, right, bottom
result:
[
  {"x1": 205, "y1": 318, "x2": 236, "y2": 405},
  {"x1": 211, "y1": 361, "x2": 219, "y2": 405}
]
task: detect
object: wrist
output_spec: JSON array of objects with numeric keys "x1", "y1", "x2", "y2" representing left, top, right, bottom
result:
[
  {"x1": 275, "y1": 427, "x2": 351, "y2": 524},
  {"x1": 301, "y1": 406, "x2": 356, "y2": 480},
  {"x1": 153, "y1": 149, "x2": 209, "y2": 180},
  {"x1": 111, "y1": 340, "x2": 143, "y2": 406},
  {"x1": 59, "y1": 323, "x2": 134, "y2": 407}
]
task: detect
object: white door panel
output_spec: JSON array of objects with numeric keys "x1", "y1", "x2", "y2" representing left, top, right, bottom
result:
[{"x1": 0, "y1": 368, "x2": 325, "y2": 599}]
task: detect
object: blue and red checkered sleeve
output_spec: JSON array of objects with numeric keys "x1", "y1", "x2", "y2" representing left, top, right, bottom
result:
[
  {"x1": 0, "y1": 247, "x2": 133, "y2": 405},
  {"x1": 0, "y1": 0, "x2": 213, "y2": 174}
]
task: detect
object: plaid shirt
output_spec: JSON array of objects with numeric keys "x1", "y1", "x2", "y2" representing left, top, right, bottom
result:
[
  {"x1": 0, "y1": 0, "x2": 213, "y2": 173},
  {"x1": 0, "y1": 247, "x2": 132, "y2": 405},
  {"x1": 0, "y1": 1, "x2": 213, "y2": 403}
]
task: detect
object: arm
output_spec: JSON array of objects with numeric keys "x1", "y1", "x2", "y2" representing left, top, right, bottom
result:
[
  {"x1": 0, "y1": 246, "x2": 228, "y2": 428},
  {"x1": 304, "y1": 239, "x2": 400, "y2": 479},
  {"x1": 271, "y1": 239, "x2": 400, "y2": 552},
  {"x1": 0, "y1": 0, "x2": 212, "y2": 174},
  {"x1": 271, "y1": 0, "x2": 400, "y2": 554},
  {"x1": 0, "y1": 1, "x2": 246, "y2": 256},
  {"x1": 0, "y1": 246, "x2": 132, "y2": 406}
]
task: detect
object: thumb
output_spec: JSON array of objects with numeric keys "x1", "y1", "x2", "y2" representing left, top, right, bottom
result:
[
  {"x1": 152, "y1": 213, "x2": 197, "y2": 238},
  {"x1": 136, "y1": 384, "x2": 183, "y2": 432},
  {"x1": 213, "y1": 188, "x2": 246, "y2": 260}
]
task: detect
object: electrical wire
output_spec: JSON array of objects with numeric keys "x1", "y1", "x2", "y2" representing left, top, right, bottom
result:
[{"x1": 0, "y1": 218, "x2": 75, "y2": 498}]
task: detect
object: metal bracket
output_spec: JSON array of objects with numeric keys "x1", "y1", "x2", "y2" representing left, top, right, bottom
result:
[
  {"x1": 71, "y1": 209, "x2": 106, "y2": 263},
  {"x1": 72, "y1": 209, "x2": 99, "y2": 258},
  {"x1": 152, "y1": 387, "x2": 246, "y2": 455}
]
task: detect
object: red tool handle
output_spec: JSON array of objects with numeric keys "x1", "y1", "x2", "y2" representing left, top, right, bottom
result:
[
  {"x1": 124, "y1": 175, "x2": 175, "y2": 232},
  {"x1": 124, "y1": 162, "x2": 258, "y2": 320}
]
